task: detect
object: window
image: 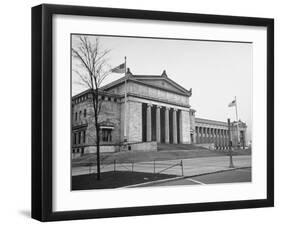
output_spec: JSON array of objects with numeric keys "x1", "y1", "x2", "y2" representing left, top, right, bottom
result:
[
  {"x1": 73, "y1": 133, "x2": 76, "y2": 145},
  {"x1": 83, "y1": 130, "x2": 86, "y2": 143},
  {"x1": 101, "y1": 129, "x2": 112, "y2": 142},
  {"x1": 78, "y1": 131, "x2": 81, "y2": 144},
  {"x1": 79, "y1": 111, "x2": 82, "y2": 120},
  {"x1": 101, "y1": 96, "x2": 105, "y2": 100},
  {"x1": 75, "y1": 112, "x2": 77, "y2": 121},
  {"x1": 114, "y1": 98, "x2": 117, "y2": 102},
  {"x1": 84, "y1": 109, "x2": 87, "y2": 117},
  {"x1": 108, "y1": 97, "x2": 111, "y2": 101}
]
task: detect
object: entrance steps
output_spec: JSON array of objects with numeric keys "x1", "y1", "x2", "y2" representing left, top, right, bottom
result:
[{"x1": 157, "y1": 143, "x2": 207, "y2": 151}]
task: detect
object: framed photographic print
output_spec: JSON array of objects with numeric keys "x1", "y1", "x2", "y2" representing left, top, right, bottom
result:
[{"x1": 32, "y1": 4, "x2": 274, "y2": 222}]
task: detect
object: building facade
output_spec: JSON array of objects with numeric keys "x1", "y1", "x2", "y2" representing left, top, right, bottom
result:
[{"x1": 72, "y1": 70, "x2": 247, "y2": 154}]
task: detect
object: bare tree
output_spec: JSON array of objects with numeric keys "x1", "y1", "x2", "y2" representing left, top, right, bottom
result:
[{"x1": 72, "y1": 36, "x2": 111, "y2": 180}]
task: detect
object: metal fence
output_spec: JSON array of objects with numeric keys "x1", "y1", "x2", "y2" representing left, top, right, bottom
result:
[{"x1": 74, "y1": 159, "x2": 184, "y2": 177}]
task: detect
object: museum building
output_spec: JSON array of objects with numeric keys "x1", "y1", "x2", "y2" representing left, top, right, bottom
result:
[{"x1": 72, "y1": 69, "x2": 247, "y2": 154}]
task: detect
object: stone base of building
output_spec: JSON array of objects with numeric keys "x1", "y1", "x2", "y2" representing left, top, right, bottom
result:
[
  {"x1": 194, "y1": 143, "x2": 232, "y2": 150},
  {"x1": 193, "y1": 143, "x2": 215, "y2": 150},
  {"x1": 124, "y1": 141, "x2": 157, "y2": 152},
  {"x1": 85, "y1": 145, "x2": 119, "y2": 154}
]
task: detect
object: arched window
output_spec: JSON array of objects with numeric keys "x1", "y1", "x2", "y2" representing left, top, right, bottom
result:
[{"x1": 84, "y1": 109, "x2": 87, "y2": 117}]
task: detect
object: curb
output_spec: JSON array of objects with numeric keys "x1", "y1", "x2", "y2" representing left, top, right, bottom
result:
[
  {"x1": 123, "y1": 166, "x2": 251, "y2": 188},
  {"x1": 121, "y1": 176, "x2": 185, "y2": 188},
  {"x1": 182, "y1": 166, "x2": 251, "y2": 179}
]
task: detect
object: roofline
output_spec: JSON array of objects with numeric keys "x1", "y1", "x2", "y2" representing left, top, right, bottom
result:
[
  {"x1": 101, "y1": 75, "x2": 192, "y2": 97},
  {"x1": 195, "y1": 117, "x2": 228, "y2": 126},
  {"x1": 72, "y1": 89, "x2": 122, "y2": 100},
  {"x1": 127, "y1": 92, "x2": 191, "y2": 108},
  {"x1": 195, "y1": 117, "x2": 247, "y2": 127}
]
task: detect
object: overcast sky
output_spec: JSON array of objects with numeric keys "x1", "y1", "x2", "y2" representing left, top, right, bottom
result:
[{"x1": 72, "y1": 35, "x2": 253, "y2": 139}]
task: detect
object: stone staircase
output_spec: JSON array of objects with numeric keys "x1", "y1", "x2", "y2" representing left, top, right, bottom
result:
[{"x1": 157, "y1": 143, "x2": 207, "y2": 151}]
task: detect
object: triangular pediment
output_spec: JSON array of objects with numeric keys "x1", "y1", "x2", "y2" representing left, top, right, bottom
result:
[
  {"x1": 133, "y1": 76, "x2": 188, "y2": 94},
  {"x1": 101, "y1": 70, "x2": 192, "y2": 97}
]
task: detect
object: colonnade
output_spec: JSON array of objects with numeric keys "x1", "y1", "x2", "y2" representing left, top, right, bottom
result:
[
  {"x1": 145, "y1": 103, "x2": 184, "y2": 144},
  {"x1": 195, "y1": 126, "x2": 230, "y2": 149}
]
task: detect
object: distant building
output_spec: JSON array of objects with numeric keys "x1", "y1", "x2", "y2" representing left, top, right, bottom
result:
[{"x1": 71, "y1": 69, "x2": 247, "y2": 155}]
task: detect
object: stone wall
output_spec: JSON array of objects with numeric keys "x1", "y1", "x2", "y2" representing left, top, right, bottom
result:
[
  {"x1": 127, "y1": 101, "x2": 142, "y2": 142},
  {"x1": 180, "y1": 110, "x2": 191, "y2": 144},
  {"x1": 128, "y1": 82, "x2": 189, "y2": 106},
  {"x1": 85, "y1": 145, "x2": 119, "y2": 153},
  {"x1": 128, "y1": 141, "x2": 157, "y2": 152},
  {"x1": 72, "y1": 95, "x2": 121, "y2": 152},
  {"x1": 120, "y1": 100, "x2": 143, "y2": 143},
  {"x1": 194, "y1": 143, "x2": 215, "y2": 150}
]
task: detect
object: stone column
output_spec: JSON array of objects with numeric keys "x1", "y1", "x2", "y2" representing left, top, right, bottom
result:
[
  {"x1": 198, "y1": 127, "x2": 201, "y2": 143},
  {"x1": 156, "y1": 106, "x2": 161, "y2": 143},
  {"x1": 225, "y1": 130, "x2": 228, "y2": 148},
  {"x1": 218, "y1": 129, "x2": 221, "y2": 148},
  {"x1": 221, "y1": 129, "x2": 224, "y2": 148},
  {"x1": 199, "y1": 127, "x2": 202, "y2": 143},
  {"x1": 221, "y1": 130, "x2": 224, "y2": 147},
  {"x1": 179, "y1": 110, "x2": 183, "y2": 143},
  {"x1": 214, "y1": 129, "x2": 217, "y2": 147},
  {"x1": 146, "y1": 104, "x2": 152, "y2": 142},
  {"x1": 209, "y1": 128, "x2": 212, "y2": 143},
  {"x1": 173, "y1": 109, "x2": 178, "y2": 144},
  {"x1": 165, "y1": 107, "x2": 170, "y2": 143},
  {"x1": 223, "y1": 130, "x2": 226, "y2": 148},
  {"x1": 202, "y1": 127, "x2": 205, "y2": 143},
  {"x1": 195, "y1": 127, "x2": 198, "y2": 144},
  {"x1": 196, "y1": 126, "x2": 201, "y2": 144}
]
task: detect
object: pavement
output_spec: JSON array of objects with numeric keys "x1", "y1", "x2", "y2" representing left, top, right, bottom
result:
[
  {"x1": 72, "y1": 155, "x2": 251, "y2": 178},
  {"x1": 133, "y1": 167, "x2": 252, "y2": 187}
]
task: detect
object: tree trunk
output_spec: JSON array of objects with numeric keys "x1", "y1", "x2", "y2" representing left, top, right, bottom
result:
[
  {"x1": 95, "y1": 119, "x2": 101, "y2": 180},
  {"x1": 92, "y1": 91, "x2": 101, "y2": 180}
]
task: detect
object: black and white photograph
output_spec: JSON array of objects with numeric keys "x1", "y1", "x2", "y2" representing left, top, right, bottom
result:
[
  {"x1": 29, "y1": 3, "x2": 274, "y2": 222},
  {"x1": 71, "y1": 34, "x2": 252, "y2": 190}
]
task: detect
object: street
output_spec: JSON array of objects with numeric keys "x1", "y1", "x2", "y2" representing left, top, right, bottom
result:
[{"x1": 72, "y1": 155, "x2": 251, "y2": 178}]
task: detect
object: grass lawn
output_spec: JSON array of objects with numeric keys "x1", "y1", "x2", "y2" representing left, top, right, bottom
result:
[
  {"x1": 72, "y1": 171, "x2": 176, "y2": 190},
  {"x1": 72, "y1": 148, "x2": 251, "y2": 167}
]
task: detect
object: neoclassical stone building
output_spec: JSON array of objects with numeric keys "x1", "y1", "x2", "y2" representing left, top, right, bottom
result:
[{"x1": 72, "y1": 69, "x2": 247, "y2": 154}]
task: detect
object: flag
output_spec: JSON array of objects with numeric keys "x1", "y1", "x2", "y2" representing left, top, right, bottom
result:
[
  {"x1": 111, "y1": 63, "x2": 125, "y2": 73},
  {"x1": 228, "y1": 99, "x2": 236, "y2": 107}
]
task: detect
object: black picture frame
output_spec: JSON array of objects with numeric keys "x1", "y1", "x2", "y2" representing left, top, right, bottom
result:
[{"x1": 32, "y1": 4, "x2": 274, "y2": 222}]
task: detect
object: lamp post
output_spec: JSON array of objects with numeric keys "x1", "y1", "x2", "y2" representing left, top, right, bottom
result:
[{"x1": 228, "y1": 118, "x2": 234, "y2": 168}]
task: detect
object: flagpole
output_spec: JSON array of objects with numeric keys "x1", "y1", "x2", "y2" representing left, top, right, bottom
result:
[
  {"x1": 235, "y1": 96, "x2": 240, "y2": 145},
  {"x1": 124, "y1": 56, "x2": 127, "y2": 142}
]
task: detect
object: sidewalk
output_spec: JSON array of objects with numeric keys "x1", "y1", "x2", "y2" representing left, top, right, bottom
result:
[{"x1": 72, "y1": 155, "x2": 251, "y2": 177}]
